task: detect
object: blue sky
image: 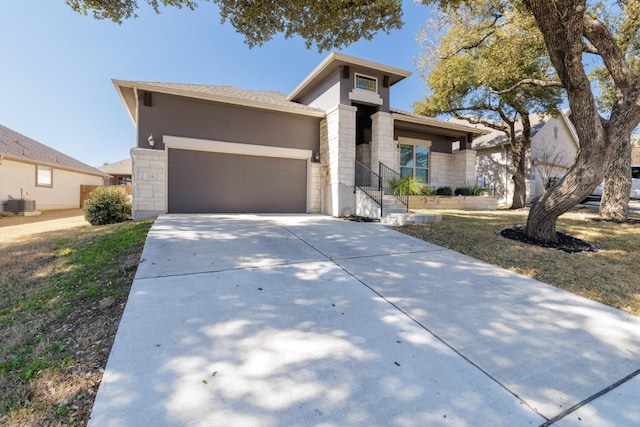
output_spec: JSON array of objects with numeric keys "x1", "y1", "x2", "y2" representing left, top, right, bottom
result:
[{"x1": 0, "y1": 0, "x2": 435, "y2": 167}]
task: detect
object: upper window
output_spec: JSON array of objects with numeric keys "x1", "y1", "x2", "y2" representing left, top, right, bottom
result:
[
  {"x1": 355, "y1": 74, "x2": 377, "y2": 93},
  {"x1": 36, "y1": 165, "x2": 53, "y2": 187}
]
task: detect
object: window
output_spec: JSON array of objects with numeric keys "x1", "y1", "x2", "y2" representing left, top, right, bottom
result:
[
  {"x1": 355, "y1": 74, "x2": 377, "y2": 92},
  {"x1": 400, "y1": 144, "x2": 429, "y2": 183},
  {"x1": 36, "y1": 165, "x2": 52, "y2": 187}
]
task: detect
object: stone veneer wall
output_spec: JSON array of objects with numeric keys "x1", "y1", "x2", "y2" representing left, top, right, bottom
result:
[
  {"x1": 408, "y1": 196, "x2": 498, "y2": 210},
  {"x1": 430, "y1": 152, "x2": 455, "y2": 188},
  {"x1": 309, "y1": 162, "x2": 321, "y2": 213},
  {"x1": 131, "y1": 148, "x2": 166, "y2": 220}
]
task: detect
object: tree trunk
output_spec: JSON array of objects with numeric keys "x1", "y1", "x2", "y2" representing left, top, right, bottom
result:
[
  {"x1": 510, "y1": 113, "x2": 532, "y2": 209},
  {"x1": 511, "y1": 141, "x2": 528, "y2": 208},
  {"x1": 600, "y1": 136, "x2": 632, "y2": 221},
  {"x1": 523, "y1": 0, "x2": 640, "y2": 241}
]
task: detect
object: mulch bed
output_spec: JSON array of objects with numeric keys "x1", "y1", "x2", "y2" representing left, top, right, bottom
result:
[
  {"x1": 499, "y1": 226, "x2": 599, "y2": 253},
  {"x1": 342, "y1": 215, "x2": 379, "y2": 222},
  {"x1": 590, "y1": 217, "x2": 640, "y2": 224}
]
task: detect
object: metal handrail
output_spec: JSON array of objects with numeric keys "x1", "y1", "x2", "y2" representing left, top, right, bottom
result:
[
  {"x1": 355, "y1": 160, "x2": 383, "y2": 217},
  {"x1": 379, "y1": 162, "x2": 409, "y2": 212}
]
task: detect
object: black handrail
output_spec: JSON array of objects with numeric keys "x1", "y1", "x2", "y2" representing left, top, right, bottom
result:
[
  {"x1": 379, "y1": 162, "x2": 409, "y2": 212},
  {"x1": 355, "y1": 160, "x2": 382, "y2": 217}
]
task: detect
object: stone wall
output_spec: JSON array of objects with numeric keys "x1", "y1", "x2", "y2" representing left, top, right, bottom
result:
[
  {"x1": 371, "y1": 112, "x2": 396, "y2": 169},
  {"x1": 408, "y1": 195, "x2": 498, "y2": 210},
  {"x1": 309, "y1": 162, "x2": 321, "y2": 213},
  {"x1": 131, "y1": 148, "x2": 166, "y2": 220},
  {"x1": 430, "y1": 152, "x2": 455, "y2": 188}
]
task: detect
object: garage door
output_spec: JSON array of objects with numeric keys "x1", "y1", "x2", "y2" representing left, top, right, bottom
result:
[{"x1": 168, "y1": 148, "x2": 307, "y2": 213}]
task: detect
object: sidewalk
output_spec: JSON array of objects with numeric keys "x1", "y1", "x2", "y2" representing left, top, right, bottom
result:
[{"x1": 89, "y1": 214, "x2": 640, "y2": 426}]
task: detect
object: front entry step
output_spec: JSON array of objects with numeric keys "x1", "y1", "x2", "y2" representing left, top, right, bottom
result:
[{"x1": 381, "y1": 213, "x2": 443, "y2": 226}]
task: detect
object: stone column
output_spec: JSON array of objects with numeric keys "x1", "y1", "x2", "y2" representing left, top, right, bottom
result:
[
  {"x1": 131, "y1": 147, "x2": 166, "y2": 220},
  {"x1": 454, "y1": 149, "x2": 477, "y2": 188},
  {"x1": 320, "y1": 104, "x2": 357, "y2": 216},
  {"x1": 371, "y1": 111, "x2": 396, "y2": 171}
]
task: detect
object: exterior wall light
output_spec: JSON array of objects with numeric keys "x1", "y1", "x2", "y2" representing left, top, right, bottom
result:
[
  {"x1": 148, "y1": 135, "x2": 155, "y2": 147},
  {"x1": 314, "y1": 152, "x2": 320, "y2": 162}
]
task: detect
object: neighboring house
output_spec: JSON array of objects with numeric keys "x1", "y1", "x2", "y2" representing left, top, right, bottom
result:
[
  {"x1": 0, "y1": 124, "x2": 107, "y2": 212},
  {"x1": 632, "y1": 136, "x2": 640, "y2": 165},
  {"x1": 113, "y1": 52, "x2": 487, "y2": 219},
  {"x1": 98, "y1": 158, "x2": 132, "y2": 185},
  {"x1": 469, "y1": 110, "x2": 579, "y2": 206}
]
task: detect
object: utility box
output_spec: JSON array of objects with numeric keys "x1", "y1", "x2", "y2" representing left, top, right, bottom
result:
[{"x1": 7, "y1": 199, "x2": 36, "y2": 212}]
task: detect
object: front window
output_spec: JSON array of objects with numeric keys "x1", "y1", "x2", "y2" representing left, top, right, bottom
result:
[
  {"x1": 36, "y1": 165, "x2": 53, "y2": 187},
  {"x1": 355, "y1": 74, "x2": 377, "y2": 92},
  {"x1": 400, "y1": 144, "x2": 429, "y2": 183}
]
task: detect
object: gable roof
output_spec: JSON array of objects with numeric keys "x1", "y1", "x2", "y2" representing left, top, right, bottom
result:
[
  {"x1": 450, "y1": 111, "x2": 578, "y2": 150},
  {"x1": 287, "y1": 52, "x2": 412, "y2": 102},
  {"x1": 0, "y1": 124, "x2": 106, "y2": 176},
  {"x1": 98, "y1": 158, "x2": 132, "y2": 175},
  {"x1": 113, "y1": 80, "x2": 326, "y2": 125}
]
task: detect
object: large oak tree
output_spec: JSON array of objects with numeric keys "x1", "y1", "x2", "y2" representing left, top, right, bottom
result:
[
  {"x1": 414, "y1": 2, "x2": 562, "y2": 209},
  {"x1": 424, "y1": 0, "x2": 640, "y2": 240}
]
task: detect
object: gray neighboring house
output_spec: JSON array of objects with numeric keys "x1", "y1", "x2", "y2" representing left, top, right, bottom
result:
[
  {"x1": 98, "y1": 158, "x2": 132, "y2": 185},
  {"x1": 468, "y1": 111, "x2": 579, "y2": 206},
  {"x1": 0, "y1": 124, "x2": 106, "y2": 212},
  {"x1": 113, "y1": 53, "x2": 487, "y2": 219}
]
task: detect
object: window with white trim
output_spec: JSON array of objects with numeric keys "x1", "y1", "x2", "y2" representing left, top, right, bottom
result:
[
  {"x1": 36, "y1": 165, "x2": 53, "y2": 187},
  {"x1": 355, "y1": 74, "x2": 377, "y2": 92},
  {"x1": 400, "y1": 144, "x2": 429, "y2": 183}
]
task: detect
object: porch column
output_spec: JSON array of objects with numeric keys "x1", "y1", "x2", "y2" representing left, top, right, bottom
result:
[
  {"x1": 320, "y1": 104, "x2": 357, "y2": 216},
  {"x1": 371, "y1": 111, "x2": 396, "y2": 170},
  {"x1": 454, "y1": 149, "x2": 477, "y2": 187}
]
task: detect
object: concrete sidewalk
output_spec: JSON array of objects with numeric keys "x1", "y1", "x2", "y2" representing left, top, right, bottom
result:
[{"x1": 89, "y1": 214, "x2": 640, "y2": 427}]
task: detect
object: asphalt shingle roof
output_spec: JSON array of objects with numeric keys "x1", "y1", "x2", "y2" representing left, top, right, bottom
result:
[
  {"x1": 0, "y1": 124, "x2": 105, "y2": 176},
  {"x1": 121, "y1": 81, "x2": 325, "y2": 115},
  {"x1": 98, "y1": 158, "x2": 132, "y2": 175}
]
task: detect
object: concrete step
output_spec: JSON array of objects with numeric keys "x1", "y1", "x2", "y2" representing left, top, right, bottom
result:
[{"x1": 381, "y1": 213, "x2": 443, "y2": 226}]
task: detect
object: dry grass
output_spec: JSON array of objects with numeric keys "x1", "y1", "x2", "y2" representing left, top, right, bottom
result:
[
  {"x1": 394, "y1": 206, "x2": 640, "y2": 316},
  {"x1": 0, "y1": 214, "x2": 152, "y2": 426}
]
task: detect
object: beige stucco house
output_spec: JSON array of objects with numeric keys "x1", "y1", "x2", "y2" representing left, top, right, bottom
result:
[
  {"x1": 471, "y1": 111, "x2": 579, "y2": 206},
  {"x1": 0, "y1": 124, "x2": 106, "y2": 212},
  {"x1": 113, "y1": 53, "x2": 487, "y2": 220}
]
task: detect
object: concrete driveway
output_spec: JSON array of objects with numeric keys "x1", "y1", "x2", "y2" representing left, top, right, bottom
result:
[{"x1": 89, "y1": 214, "x2": 640, "y2": 427}]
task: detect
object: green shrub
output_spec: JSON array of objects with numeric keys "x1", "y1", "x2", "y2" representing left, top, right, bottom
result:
[
  {"x1": 421, "y1": 185, "x2": 436, "y2": 196},
  {"x1": 83, "y1": 187, "x2": 132, "y2": 226},
  {"x1": 436, "y1": 186, "x2": 453, "y2": 196},
  {"x1": 391, "y1": 176, "x2": 424, "y2": 196},
  {"x1": 454, "y1": 185, "x2": 484, "y2": 196}
]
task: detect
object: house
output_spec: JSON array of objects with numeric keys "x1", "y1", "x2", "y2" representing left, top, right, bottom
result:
[
  {"x1": 470, "y1": 110, "x2": 579, "y2": 206},
  {"x1": 632, "y1": 136, "x2": 640, "y2": 165},
  {"x1": 0, "y1": 124, "x2": 107, "y2": 212},
  {"x1": 113, "y1": 53, "x2": 487, "y2": 220},
  {"x1": 98, "y1": 158, "x2": 132, "y2": 185}
]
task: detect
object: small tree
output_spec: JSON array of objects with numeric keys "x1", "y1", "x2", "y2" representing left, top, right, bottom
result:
[{"x1": 83, "y1": 187, "x2": 132, "y2": 226}]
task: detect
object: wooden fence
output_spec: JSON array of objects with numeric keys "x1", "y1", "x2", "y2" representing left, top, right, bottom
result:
[{"x1": 80, "y1": 185, "x2": 132, "y2": 207}]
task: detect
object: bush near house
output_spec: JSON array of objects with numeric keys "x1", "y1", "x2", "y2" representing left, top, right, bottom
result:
[
  {"x1": 454, "y1": 185, "x2": 484, "y2": 196},
  {"x1": 83, "y1": 187, "x2": 132, "y2": 226},
  {"x1": 391, "y1": 177, "x2": 436, "y2": 196},
  {"x1": 436, "y1": 186, "x2": 453, "y2": 196}
]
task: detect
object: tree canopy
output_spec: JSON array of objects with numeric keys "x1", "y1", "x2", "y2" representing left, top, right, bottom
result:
[{"x1": 65, "y1": 0, "x2": 404, "y2": 51}]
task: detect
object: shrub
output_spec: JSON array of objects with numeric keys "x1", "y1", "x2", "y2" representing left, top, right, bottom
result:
[
  {"x1": 391, "y1": 176, "x2": 424, "y2": 196},
  {"x1": 83, "y1": 187, "x2": 132, "y2": 226},
  {"x1": 436, "y1": 186, "x2": 453, "y2": 196},
  {"x1": 454, "y1": 185, "x2": 483, "y2": 196},
  {"x1": 421, "y1": 185, "x2": 436, "y2": 196}
]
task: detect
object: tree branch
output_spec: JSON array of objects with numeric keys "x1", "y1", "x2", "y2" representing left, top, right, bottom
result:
[{"x1": 491, "y1": 78, "x2": 563, "y2": 95}]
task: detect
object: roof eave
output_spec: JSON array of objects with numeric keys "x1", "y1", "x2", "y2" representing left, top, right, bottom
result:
[
  {"x1": 113, "y1": 80, "x2": 326, "y2": 119},
  {"x1": 392, "y1": 113, "x2": 491, "y2": 136}
]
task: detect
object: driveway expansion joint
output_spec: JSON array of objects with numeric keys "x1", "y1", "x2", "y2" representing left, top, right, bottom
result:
[{"x1": 539, "y1": 368, "x2": 640, "y2": 426}]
